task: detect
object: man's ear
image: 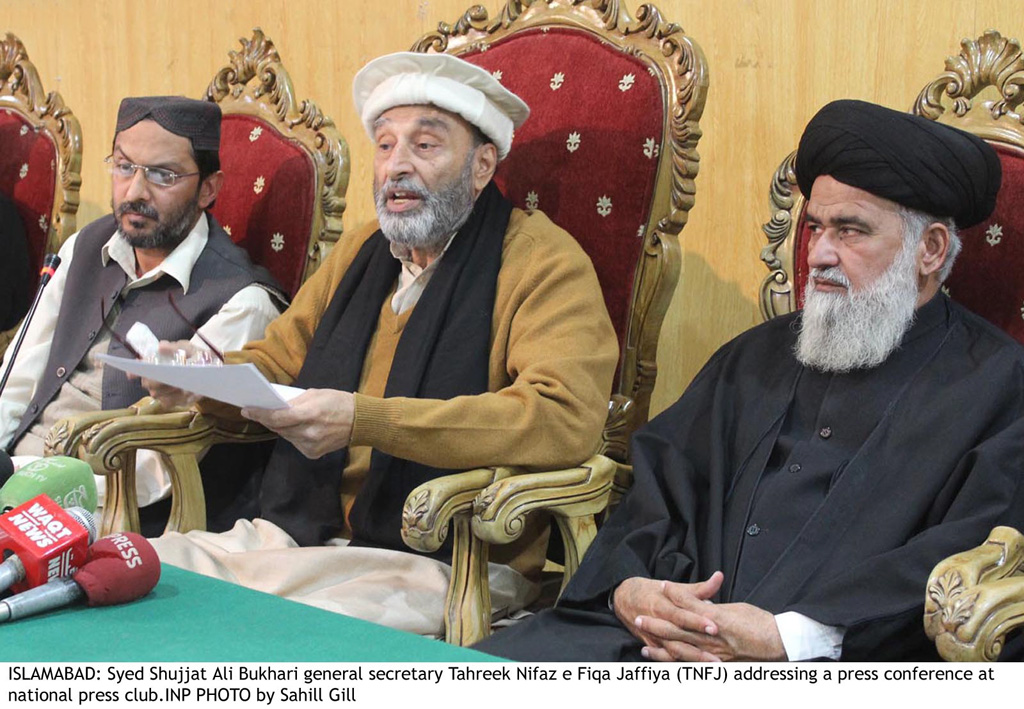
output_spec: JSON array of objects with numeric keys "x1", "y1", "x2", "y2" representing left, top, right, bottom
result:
[
  {"x1": 472, "y1": 144, "x2": 498, "y2": 194},
  {"x1": 197, "y1": 171, "x2": 224, "y2": 210},
  {"x1": 918, "y1": 222, "x2": 950, "y2": 277}
]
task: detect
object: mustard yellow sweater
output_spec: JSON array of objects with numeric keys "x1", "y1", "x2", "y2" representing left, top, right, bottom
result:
[{"x1": 223, "y1": 208, "x2": 618, "y2": 576}]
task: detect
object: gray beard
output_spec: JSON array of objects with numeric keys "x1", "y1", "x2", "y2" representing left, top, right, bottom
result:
[
  {"x1": 795, "y1": 237, "x2": 920, "y2": 373},
  {"x1": 114, "y1": 196, "x2": 202, "y2": 252},
  {"x1": 373, "y1": 156, "x2": 476, "y2": 255}
]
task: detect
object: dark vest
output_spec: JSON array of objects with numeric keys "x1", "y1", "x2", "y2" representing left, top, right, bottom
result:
[{"x1": 7, "y1": 213, "x2": 284, "y2": 451}]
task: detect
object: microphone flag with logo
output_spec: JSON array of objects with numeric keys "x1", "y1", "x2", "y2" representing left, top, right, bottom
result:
[
  {"x1": 0, "y1": 495, "x2": 97, "y2": 593},
  {"x1": 0, "y1": 532, "x2": 160, "y2": 622},
  {"x1": 0, "y1": 456, "x2": 98, "y2": 513}
]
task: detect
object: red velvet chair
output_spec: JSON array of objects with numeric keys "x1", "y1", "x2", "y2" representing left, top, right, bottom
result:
[
  {"x1": 758, "y1": 29, "x2": 1024, "y2": 661},
  {"x1": 204, "y1": 28, "x2": 349, "y2": 298},
  {"x1": 0, "y1": 32, "x2": 82, "y2": 350},
  {"x1": 398, "y1": 0, "x2": 709, "y2": 644},
  {"x1": 46, "y1": 29, "x2": 350, "y2": 537}
]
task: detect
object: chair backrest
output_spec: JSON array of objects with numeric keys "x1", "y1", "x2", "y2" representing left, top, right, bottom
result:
[
  {"x1": 760, "y1": 29, "x2": 1024, "y2": 344},
  {"x1": 0, "y1": 32, "x2": 82, "y2": 292},
  {"x1": 412, "y1": 0, "x2": 708, "y2": 461},
  {"x1": 203, "y1": 29, "x2": 350, "y2": 298}
]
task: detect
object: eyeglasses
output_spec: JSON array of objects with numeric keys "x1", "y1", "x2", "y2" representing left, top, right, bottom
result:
[
  {"x1": 104, "y1": 155, "x2": 200, "y2": 188},
  {"x1": 99, "y1": 294, "x2": 225, "y2": 363}
]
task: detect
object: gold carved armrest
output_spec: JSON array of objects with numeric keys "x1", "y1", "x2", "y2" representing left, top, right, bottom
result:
[
  {"x1": 608, "y1": 461, "x2": 633, "y2": 509},
  {"x1": 48, "y1": 397, "x2": 273, "y2": 536},
  {"x1": 925, "y1": 526, "x2": 1024, "y2": 661},
  {"x1": 45, "y1": 396, "x2": 166, "y2": 458},
  {"x1": 472, "y1": 454, "x2": 618, "y2": 594},
  {"x1": 402, "y1": 466, "x2": 514, "y2": 646},
  {"x1": 404, "y1": 455, "x2": 615, "y2": 646}
]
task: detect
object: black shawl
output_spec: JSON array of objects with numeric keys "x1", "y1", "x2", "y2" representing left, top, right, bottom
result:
[{"x1": 259, "y1": 182, "x2": 511, "y2": 556}]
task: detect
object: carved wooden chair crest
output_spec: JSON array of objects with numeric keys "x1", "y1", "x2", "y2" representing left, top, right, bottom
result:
[
  {"x1": 0, "y1": 32, "x2": 82, "y2": 349},
  {"x1": 759, "y1": 29, "x2": 1024, "y2": 661},
  {"x1": 398, "y1": 0, "x2": 708, "y2": 645},
  {"x1": 46, "y1": 29, "x2": 350, "y2": 536},
  {"x1": 204, "y1": 28, "x2": 349, "y2": 298}
]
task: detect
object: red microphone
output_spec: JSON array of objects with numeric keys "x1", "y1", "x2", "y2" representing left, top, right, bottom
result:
[
  {"x1": 0, "y1": 532, "x2": 160, "y2": 622},
  {"x1": 0, "y1": 494, "x2": 97, "y2": 594}
]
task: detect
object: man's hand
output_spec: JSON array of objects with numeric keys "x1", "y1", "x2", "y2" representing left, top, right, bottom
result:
[
  {"x1": 241, "y1": 389, "x2": 354, "y2": 459},
  {"x1": 613, "y1": 573, "x2": 724, "y2": 662},
  {"x1": 136, "y1": 340, "x2": 201, "y2": 409},
  {"x1": 636, "y1": 596, "x2": 787, "y2": 662}
]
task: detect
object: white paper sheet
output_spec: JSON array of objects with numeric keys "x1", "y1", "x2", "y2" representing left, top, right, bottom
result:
[{"x1": 96, "y1": 354, "x2": 304, "y2": 410}]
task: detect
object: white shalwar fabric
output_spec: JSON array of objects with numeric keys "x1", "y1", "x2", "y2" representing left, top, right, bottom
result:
[{"x1": 151, "y1": 518, "x2": 539, "y2": 636}]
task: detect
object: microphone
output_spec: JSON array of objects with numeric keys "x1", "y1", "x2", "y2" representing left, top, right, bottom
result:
[
  {"x1": 0, "y1": 532, "x2": 160, "y2": 622},
  {"x1": 0, "y1": 456, "x2": 98, "y2": 514},
  {"x1": 0, "y1": 495, "x2": 97, "y2": 594},
  {"x1": 0, "y1": 253, "x2": 61, "y2": 405}
]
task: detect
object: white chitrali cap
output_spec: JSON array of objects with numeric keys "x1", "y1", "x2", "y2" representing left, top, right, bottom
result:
[{"x1": 353, "y1": 51, "x2": 530, "y2": 160}]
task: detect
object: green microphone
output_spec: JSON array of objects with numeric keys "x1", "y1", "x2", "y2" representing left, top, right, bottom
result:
[{"x1": 0, "y1": 456, "x2": 98, "y2": 514}]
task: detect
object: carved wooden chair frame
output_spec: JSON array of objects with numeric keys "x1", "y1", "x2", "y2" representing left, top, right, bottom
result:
[
  {"x1": 758, "y1": 29, "x2": 1024, "y2": 661},
  {"x1": 398, "y1": 0, "x2": 708, "y2": 645},
  {"x1": 205, "y1": 27, "x2": 350, "y2": 281},
  {"x1": 0, "y1": 32, "x2": 82, "y2": 350},
  {"x1": 46, "y1": 29, "x2": 350, "y2": 537}
]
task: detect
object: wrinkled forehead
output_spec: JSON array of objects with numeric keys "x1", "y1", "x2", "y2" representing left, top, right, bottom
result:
[{"x1": 372, "y1": 105, "x2": 475, "y2": 139}]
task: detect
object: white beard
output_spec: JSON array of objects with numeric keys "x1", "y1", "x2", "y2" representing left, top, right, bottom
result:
[
  {"x1": 373, "y1": 155, "x2": 476, "y2": 255},
  {"x1": 795, "y1": 238, "x2": 920, "y2": 373}
]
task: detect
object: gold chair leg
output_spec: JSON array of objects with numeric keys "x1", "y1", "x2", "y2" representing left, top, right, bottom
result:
[
  {"x1": 444, "y1": 513, "x2": 491, "y2": 646},
  {"x1": 99, "y1": 451, "x2": 140, "y2": 536},
  {"x1": 164, "y1": 453, "x2": 206, "y2": 535}
]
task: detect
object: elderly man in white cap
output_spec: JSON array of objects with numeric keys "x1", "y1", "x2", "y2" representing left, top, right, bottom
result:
[{"x1": 146, "y1": 52, "x2": 618, "y2": 634}]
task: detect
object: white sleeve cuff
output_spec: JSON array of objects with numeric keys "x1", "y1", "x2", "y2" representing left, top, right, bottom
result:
[{"x1": 774, "y1": 611, "x2": 844, "y2": 661}]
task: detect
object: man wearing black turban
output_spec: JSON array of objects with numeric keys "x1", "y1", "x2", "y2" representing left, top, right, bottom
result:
[
  {"x1": 476, "y1": 100, "x2": 1024, "y2": 661},
  {"x1": 0, "y1": 96, "x2": 286, "y2": 534}
]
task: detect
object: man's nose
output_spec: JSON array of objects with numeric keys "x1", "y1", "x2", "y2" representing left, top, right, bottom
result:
[
  {"x1": 123, "y1": 167, "x2": 152, "y2": 202},
  {"x1": 807, "y1": 230, "x2": 840, "y2": 269},
  {"x1": 384, "y1": 143, "x2": 413, "y2": 181}
]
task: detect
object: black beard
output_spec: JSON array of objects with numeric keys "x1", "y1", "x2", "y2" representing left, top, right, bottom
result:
[{"x1": 114, "y1": 196, "x2": 202, "y2": 252}]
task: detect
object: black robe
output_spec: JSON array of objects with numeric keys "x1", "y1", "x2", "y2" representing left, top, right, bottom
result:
[{"x1": 476, "y1": 295, "x2": 1024, "y2": 661}]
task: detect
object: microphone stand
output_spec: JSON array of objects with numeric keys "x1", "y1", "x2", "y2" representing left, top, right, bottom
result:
[{"x1": 0, "y1": 254, "x2": 61, "y2": 400}]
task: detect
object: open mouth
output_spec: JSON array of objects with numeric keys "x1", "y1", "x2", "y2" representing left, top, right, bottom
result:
[{"x1": 386, "y1": 188, "x2": 424, "y2": 213}]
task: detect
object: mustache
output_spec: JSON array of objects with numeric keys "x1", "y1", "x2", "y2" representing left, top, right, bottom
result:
[
  {"x1": 376, "y1": 177, "x2": 428, "y2": 202},
  {"x1": 809, "y1": 267, "x2": 850, "y2": 288},
  {"x1": 117, "y1": 200, "x2": 159, "y2": 220}
]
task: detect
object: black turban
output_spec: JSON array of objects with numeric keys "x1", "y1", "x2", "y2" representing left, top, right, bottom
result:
[
  {"x1": 115, "y1": 96, "x2": 221, "y2": 153},
  {"x1": 796, "y1": 99, "x2": 1001, "y2": 228}
]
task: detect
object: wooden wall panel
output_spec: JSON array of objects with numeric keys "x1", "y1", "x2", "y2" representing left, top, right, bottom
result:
[{"x1": 2, "y1": 0, "x2": 1019, "y2": 416}]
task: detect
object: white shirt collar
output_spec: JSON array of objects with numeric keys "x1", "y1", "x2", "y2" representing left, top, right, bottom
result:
[{"x1": 101, "y1": 213, "x2": 210, "y2": 294}]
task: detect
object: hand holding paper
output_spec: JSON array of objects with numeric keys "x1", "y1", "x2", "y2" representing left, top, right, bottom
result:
[
  {"x1": 97, "y1": 353, "x2": 303, "y2": 410},
  {"x1": 241, "y1": 389, "x2": 355, "y2": 459}
]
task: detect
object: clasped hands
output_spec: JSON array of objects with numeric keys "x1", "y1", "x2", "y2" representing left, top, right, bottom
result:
[
  {"x1": 139, "y1": 340, "x2": 354, "y2": 460},
  {"x1": 613, "y1": 571, "x2": 787, "y2": 662}
]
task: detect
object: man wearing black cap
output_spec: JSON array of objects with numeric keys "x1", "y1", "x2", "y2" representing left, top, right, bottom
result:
[
  {"x1": 0, "y1": 96, "x2": 285, "y2": 531},
  {"x1": 476, "y1": 99, "x2": 1024, "y2": 662}
]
